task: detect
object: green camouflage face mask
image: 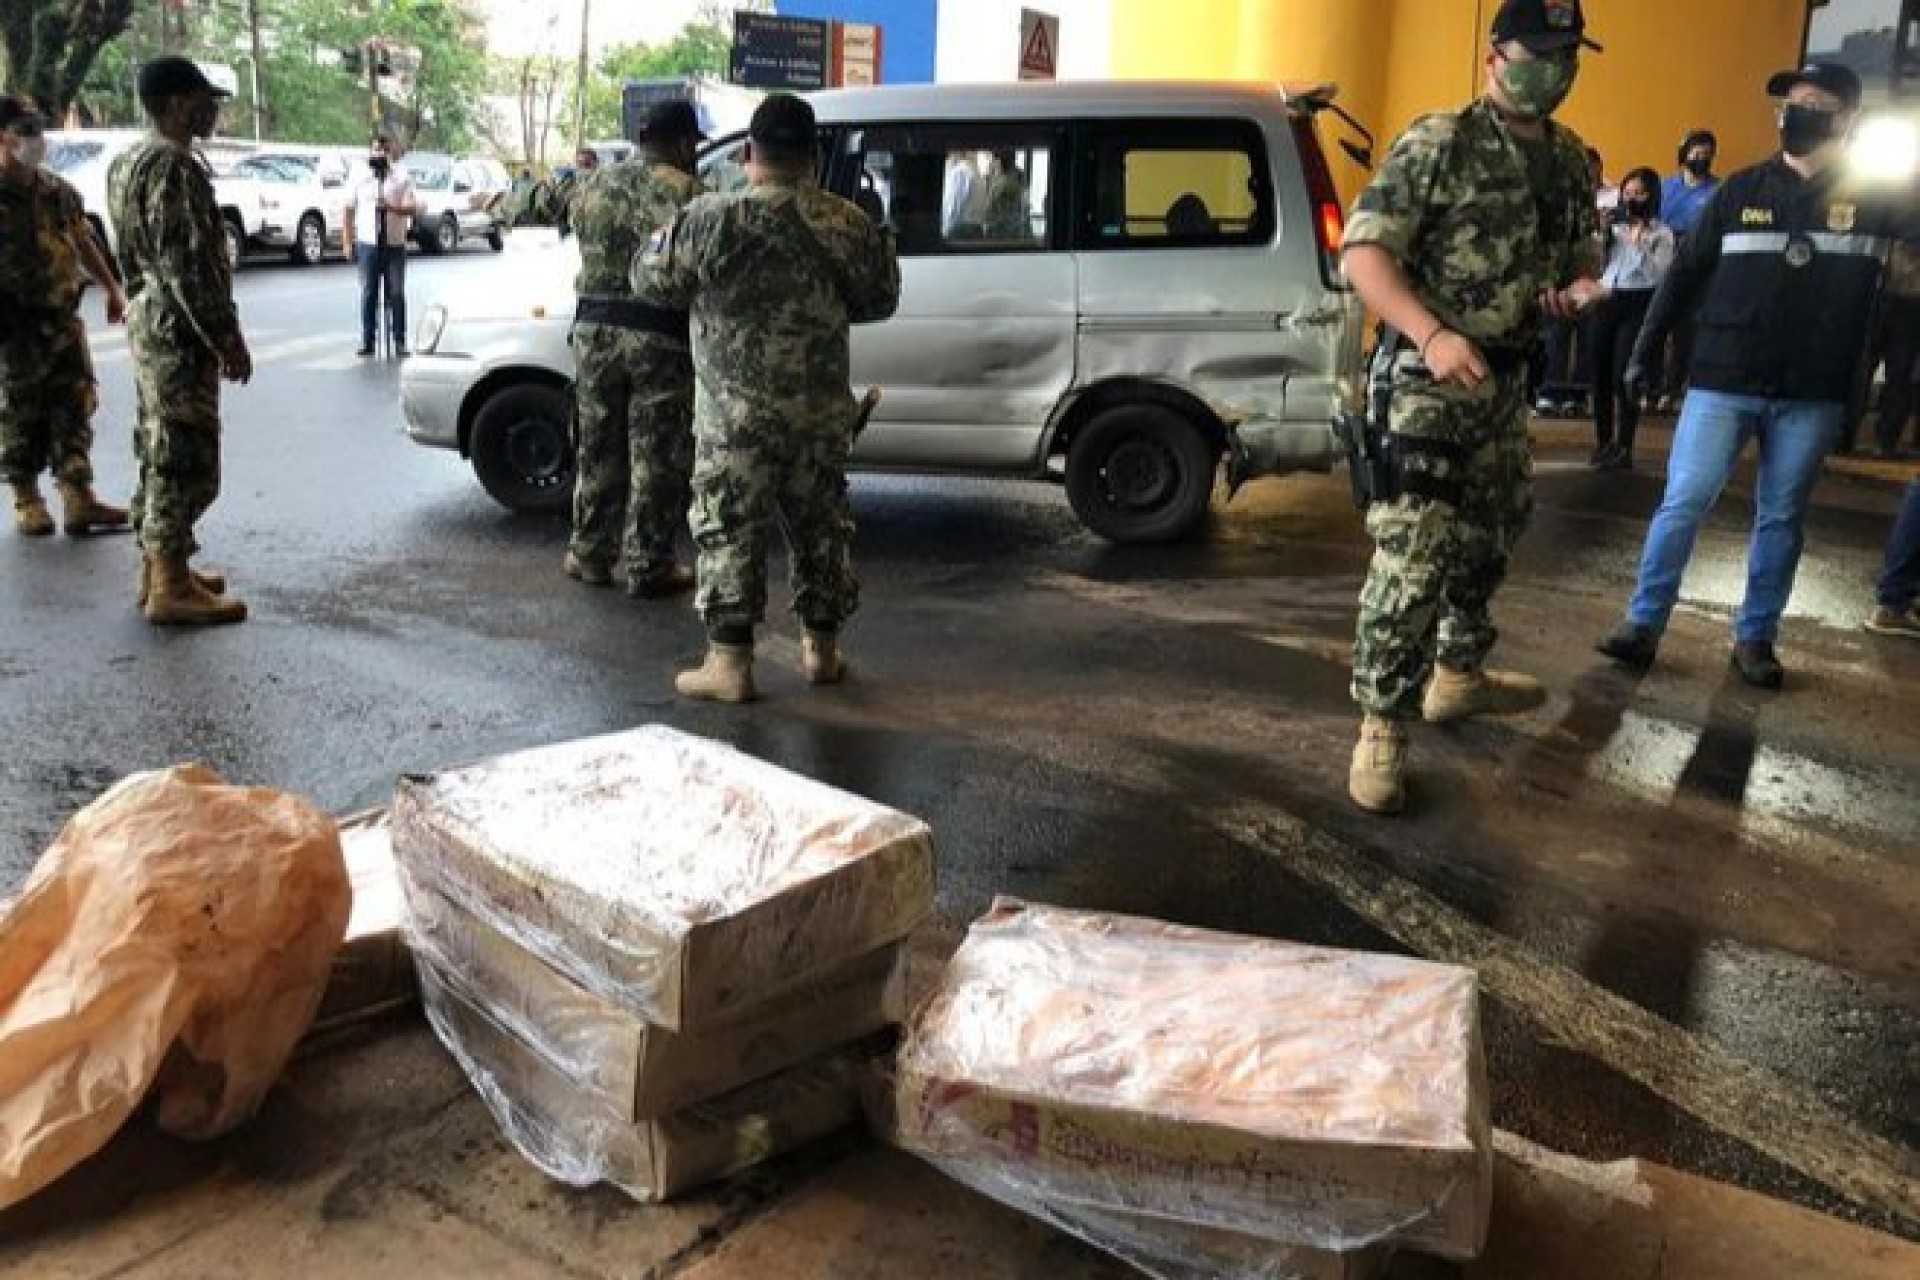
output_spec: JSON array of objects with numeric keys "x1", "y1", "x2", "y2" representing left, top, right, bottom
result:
[{"x1": 1498, "y1": 53, "x2": 1578, "y2": 120}]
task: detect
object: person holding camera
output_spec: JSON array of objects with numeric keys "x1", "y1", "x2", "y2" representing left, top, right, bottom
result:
[
  {"x1": 342, "y1": 135, "x2": 417, "y2": 358},
  {"x1": 1585, "y1": 166, "x2": 1675, "y2": 470}
]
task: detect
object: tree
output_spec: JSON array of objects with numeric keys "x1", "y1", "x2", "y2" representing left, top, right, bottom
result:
[
  {"x1": 1, "y1": 0, "x2": 137, "y2": 115},
  {"x1": 573, "y1": 24, "x2": 733, "y2": 142}
]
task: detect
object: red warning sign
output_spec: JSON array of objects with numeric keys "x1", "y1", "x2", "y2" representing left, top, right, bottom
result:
[{"x1": 1019, "y1": 8, "x2": 1058, "y2": 81}]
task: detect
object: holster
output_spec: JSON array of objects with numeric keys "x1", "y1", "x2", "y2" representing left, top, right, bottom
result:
[{"x1": 1340, "y1": 325, "x2": 1471, "y2": 510}]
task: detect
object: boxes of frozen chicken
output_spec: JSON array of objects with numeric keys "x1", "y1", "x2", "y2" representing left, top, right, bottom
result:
[
  {"x1": 894, "y1": 900, "x2": 1491, "y2": 1267},
  {"x1": 417, "y1": 958, "x2": 870, "y2": 1202},
  {"x1": 405, "y1": 879, "x2": 905, "y2": 1119},
  {"x1": 390, "y1": 726, "x2": 936, "y2": 1030}
]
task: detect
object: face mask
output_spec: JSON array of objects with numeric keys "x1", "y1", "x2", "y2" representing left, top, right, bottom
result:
[
  {"x1": 1497, "y1": 52, "x2": 1578, "y2": 120},
  {"x1": 13, "y1": 136, "x2": 45, "y2": 168},
  {"x1": 1779, "y1": 104, "x2": 1838, "y2": 158},
  {"x1": 1625, "y1": 198, "x2": 1653, "y2": 220},
  {"x1": 186, "y1": 97, "x2": 220, "y2": 140},
  {"x1": 1684, "y1": 153, "x2": 1713, "y2": 177}
]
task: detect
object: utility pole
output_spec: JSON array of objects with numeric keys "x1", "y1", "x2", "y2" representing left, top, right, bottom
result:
[
  {"x1": 574, "y1": 0, "x2": 591, "y2": 150},
  {"x1": 244, "y1": 0, "x2": 268, "y2": 140}
]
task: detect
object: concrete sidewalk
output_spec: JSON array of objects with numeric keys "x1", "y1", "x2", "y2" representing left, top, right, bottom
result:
[{"x1": 2, "y1": 1019, "x2": 1914, "y2": 1279}]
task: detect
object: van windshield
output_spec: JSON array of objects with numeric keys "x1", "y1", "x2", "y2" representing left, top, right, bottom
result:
[{"x1": 47, "y1": 140, "x2": 103, "y2": 174}]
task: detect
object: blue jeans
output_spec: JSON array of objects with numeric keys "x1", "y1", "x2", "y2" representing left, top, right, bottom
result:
[
  {"x1": 357, "y1": 244, "x2": 406, "y2": 350},
  {"x1": 1626, "y1": 389, "x2": 1842, "y2": 645},
  {"x1": 1877, "y1": 480, "x2": 1920, "y2": 611}
]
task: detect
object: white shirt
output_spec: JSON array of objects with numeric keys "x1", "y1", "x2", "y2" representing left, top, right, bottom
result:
[
  {"x1": 1601, "y1": 220, "x2": 1677, "y2": 293},
  {"x1": 352, "y1": 171, "x2": 416, "y2": 247}
]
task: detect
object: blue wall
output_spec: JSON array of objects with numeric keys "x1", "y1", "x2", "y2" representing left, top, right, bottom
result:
[{"x1": 776, "y1": 0, "x2": 938, "y2": 85}]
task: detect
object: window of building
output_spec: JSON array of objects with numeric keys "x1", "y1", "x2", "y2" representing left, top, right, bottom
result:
[
  {"x1": 833, "y1": 125, "x2": 1058, "y2": 256},
  {"x1": 1078, "y1": 121, "x2": 1274, "y2": 251}
]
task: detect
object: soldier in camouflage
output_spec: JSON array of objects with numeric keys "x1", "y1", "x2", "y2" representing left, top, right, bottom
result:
[
  {"x1": 1341, "y1": 0, "x2": 1606, "y2": 814},
  {"x1": 635, "y1": 93, "x2": 900, "y2": 703},
  {"x1": 108, "y1": 58, "x2": 253, "y2": 627},
  {"x1": 502, "y1": 103, "x2": 707, "y2": 596},
  {"x1": 0, "y1": 93, "x2": 131, "y2": 539}
]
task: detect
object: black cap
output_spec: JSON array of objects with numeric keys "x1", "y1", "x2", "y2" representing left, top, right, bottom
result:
[
  {"x1": 1490, "y1": 0, "x2": 1602, "y2": 54},
  {"x1": 749, "y1": 93, "x2": 816, "y2": 155},
  {"x1": 636, "y1": 99, "x2": 708, "y2": 143},
  {"x1": 136, "y1": 55, "x2": 231, "y2": 102},
  {"x1": 1766, "y1": 61, "x2": 1864, "y2": 110}
]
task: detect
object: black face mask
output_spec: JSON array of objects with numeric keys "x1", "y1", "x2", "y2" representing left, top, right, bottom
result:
[
  {"x1": 1780, "y1": 104, "x2": 1838, "y2": 158},
  {"x1": 1625, "y1": 198, "x2": 1654, "y2": 220},
  {"x1": 1684, "y1": 153, "x2": 1713, "y2": 178},
  {"x1": 369, "y1": 155, "x2": 390, "y2": 178}
]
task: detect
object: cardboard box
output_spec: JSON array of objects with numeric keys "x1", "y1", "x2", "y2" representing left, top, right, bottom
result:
[
  {"x1": 392, "y1": 726, "x2": 935, "y2": 1030},
  {"x1": 894, "y1": 900, "x2": 1491, "y2": 1260},
  {"x1": 419, "y1": 958, "x2": 866, "y2": 1203},
  {"x1": 406, "y1": 880, "x2": 904, "y2": 1119},
  {"x1": 309, "y1": 809, "x2": 416, "y2": 1035}
]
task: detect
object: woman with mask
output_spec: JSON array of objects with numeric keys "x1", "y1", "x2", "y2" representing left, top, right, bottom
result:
[
  {"x1": 1585, "y1": 167, "x2": 1674, "y2": 470},
  {"x1": 1601, "y1": 62, "x2": 1914, "y2": 691}
]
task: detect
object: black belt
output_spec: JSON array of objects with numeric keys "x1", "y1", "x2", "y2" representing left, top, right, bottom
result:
[{"x1": 574, "y1": 296, "x2": 689, "y2": 342}]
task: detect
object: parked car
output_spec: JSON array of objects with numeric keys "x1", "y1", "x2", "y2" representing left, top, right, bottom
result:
[
  {"x1": 214, "y1": 150, "x2": 354, "y2": 266},
  {"x1": 45, "y1": 129, "x2": 256, "y2": 270},
  {"x1": 401, "y1": 82, "x2": 1367, "y2": 542},
  {"x1": 401, "y1": 152, "x2": 509, "y2": 254}
]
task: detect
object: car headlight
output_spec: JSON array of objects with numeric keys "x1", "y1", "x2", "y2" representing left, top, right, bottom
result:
[{"x1": 417, "y1": 304, "x2": 447, "y2": 354}]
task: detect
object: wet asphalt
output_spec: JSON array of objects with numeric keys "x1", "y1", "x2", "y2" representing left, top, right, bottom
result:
[{"x1": 2, "y1": 253, "x2": 1915, "y2": 1239}]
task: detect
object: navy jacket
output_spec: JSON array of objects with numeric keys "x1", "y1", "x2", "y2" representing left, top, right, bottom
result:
[{"x1": 1633, "y1": 156, "x2": 1910, "y2": 402}]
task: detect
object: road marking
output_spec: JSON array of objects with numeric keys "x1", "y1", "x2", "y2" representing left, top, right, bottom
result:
[{"x1": 1212, "y1": 802, "x2": 1920, "y2": 1231}]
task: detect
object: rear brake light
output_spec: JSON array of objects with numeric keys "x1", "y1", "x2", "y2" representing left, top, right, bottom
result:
[{"x1": 1317, "y1": 199, "x2": 1344, "y2": 254}]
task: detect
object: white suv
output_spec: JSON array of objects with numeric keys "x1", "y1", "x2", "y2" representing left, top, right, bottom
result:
[
  {"x1": 214, "y1": 150, "x2": 354, "y2": 266},
  {"x1": 401, "y1": 152, "x2": 509, "y2": 254}
]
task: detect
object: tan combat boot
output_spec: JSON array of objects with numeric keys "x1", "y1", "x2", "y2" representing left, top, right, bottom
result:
[
  {"x1": 55, "y1": 481, "x2": 130, "y2": 536},
  {"x1": 1348, "y1": 715, "x2": 1409, "y2": 814},
  {"x1": 801, "y1": 629, "x2": 846, "y2": 685},
  {"x1": 10, "y1": 481, "x2": 53, "y2": 536},
  {"x1": 675, "y1": 644, "x2": 756, "y2": 703},
  {"x1": 1421, "y1": 665, "x2": 1547, "y2": 725},
  {"x1": 136, "y1": 559, "x2": 228, "y2": 608},
  {"x1": 144, "y1": 554, "x2": 247, "y2": 627}
]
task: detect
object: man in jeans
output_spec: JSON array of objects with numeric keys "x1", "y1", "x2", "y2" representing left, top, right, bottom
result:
[
  {"x1": 1602, "y1": 62, "x2": 1907, "y2": 688},
  {"x1": 1865, "y1": 481, "x2": 1920, "y2": 639},
  {"x1": 342, "y1": 135, "x2": 417, "y2": 357}
]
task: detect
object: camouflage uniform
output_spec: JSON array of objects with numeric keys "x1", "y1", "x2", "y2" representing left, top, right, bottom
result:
[
  {"x1": 0, "y1": 168, "x2": 102, "y2": 491},
  {"x1": 560, "y1": 158, "x2": 704, "y2": 579},
  {"x1": 635, "y1": 179, "x2": 900, "y2": 633},
  {"x1": 107, "y1": 136, "x2": 241, "y2": 560},
  {"x1": 1345, "y1": 98, "x2": 1598, "y2": 718}
]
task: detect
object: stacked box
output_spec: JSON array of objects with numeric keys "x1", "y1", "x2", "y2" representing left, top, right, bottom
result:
[
  {"x1": 393, "y1": 726, "x2": 936, "y2": 1202},
  {"x1": 893, "y1": 899, "x2": 1491, "y2": 1279}
]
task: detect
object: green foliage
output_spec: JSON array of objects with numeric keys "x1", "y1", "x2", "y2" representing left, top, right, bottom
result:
[{"x1": 573, "y1": 24, "x2": 733, "y2": 142}]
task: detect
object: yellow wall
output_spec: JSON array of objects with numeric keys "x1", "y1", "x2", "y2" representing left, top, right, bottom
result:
[{"x1": 1110, "y1": 0, "x2": 1812, "y2": 203}]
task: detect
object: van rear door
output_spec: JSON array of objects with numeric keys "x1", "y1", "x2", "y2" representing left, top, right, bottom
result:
[{"x1": 830, "y1": 122, "x2": 1077, "y2": 474}]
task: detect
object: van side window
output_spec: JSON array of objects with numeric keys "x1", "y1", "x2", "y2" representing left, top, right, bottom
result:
[
  {"x1": 833, "y1": 126, "x2": 1056, "y2": 257},
  {"x1": 1081, "y1": 122, "x2": 1275, "y2": 250}
]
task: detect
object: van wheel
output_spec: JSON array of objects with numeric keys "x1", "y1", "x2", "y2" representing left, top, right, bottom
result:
[
  {"x1": 469, "y1": 384, "x2": 574, "y2": 514},
  {"x1": 1065, "y1": 404, "x2": 1217, "y2": 543},
  {"x1": 434, "y1": 214, "x2": 461, "y2": 254},
  {"x1": 222, "y1": 217, "x2": 244, "y2": 271},
  {"x1": 486, "y1": 228, "x2": 505, "y2": 251},
  {"x1": 292, "y1": 213, "x2": 326, "y2": 266}
]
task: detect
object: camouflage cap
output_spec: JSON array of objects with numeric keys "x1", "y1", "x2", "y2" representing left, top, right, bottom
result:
[{"x1": 1490, "y1": 0, "x2": 1602, "y2": 54}]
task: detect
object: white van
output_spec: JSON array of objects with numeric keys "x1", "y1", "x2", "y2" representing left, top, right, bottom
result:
[{"x1": 403, "y1": 81, "x2": 1367, "y2": 542}]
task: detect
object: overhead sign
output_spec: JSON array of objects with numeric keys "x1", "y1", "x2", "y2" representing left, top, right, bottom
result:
[
  {"x1": 1019, "y1": 8, "x2": 1058, "y2": 82},
  {"x1": 834, "y1": 21, "x2": 883, "y2": 87},
  {"x1": 731, "y1": 11, "x2": 831, "y2": 91}
]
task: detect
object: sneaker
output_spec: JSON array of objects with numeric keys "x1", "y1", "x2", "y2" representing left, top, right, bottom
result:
[
  {"x1": 1587, "y1": 444, "x2": 1615, "y2": 467},
  {"x1": 393, "y1": 346, "x2": 409, "y2": 359},
  {"x1": 1864, "y1": 605, "x2": 1920, "y2": 639},
  {"x1": 1534, "y1": 397, "x2": 1558, "y2": 417},
  {"x1": 1731, "y1": 641, "x2": 1785, "y2": 689},
  {"x1": 1597, "y1": 622, "x2": 1659, "y2": 671},
  {"x1": 1598, "y1": 448, "x2": 1634, "y2": 472},
  {"x1": 355, "y1": 346, "x2": 374, "y2": 357}
]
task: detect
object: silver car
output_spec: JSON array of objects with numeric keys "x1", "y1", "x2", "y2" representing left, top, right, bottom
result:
[{"x1": 402, "y1": 82, "x2": 1366, "y2": 542}]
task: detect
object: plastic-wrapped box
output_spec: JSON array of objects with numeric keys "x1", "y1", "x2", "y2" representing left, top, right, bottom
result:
[
  {"x1": 391, "y1": 726, "x2": 935, "y2": 1030},
  {"x1": 418, "y1": 957, "x2": 868, "y2": 1202},
  {"x1": 405, "y1": 879, "x2": 903, "y2": 1119},
  {"x1": 894, "y1": 900, "x2": 1491, "y2": 1268}
]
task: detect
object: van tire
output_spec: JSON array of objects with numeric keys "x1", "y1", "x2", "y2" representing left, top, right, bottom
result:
[
  {"x1": 470, "y1": 384, "x2": 574, "y2": 514},
  {"x1": 292, "y1": 213, "x2": 326, "y2": 266},
  {"x1": 433, "y1": 214, "x2": 461, "y2": 254},
  {"x1": 222, "y1": 217, "x2": 245, "y2": 271},
  {"x1": 1065, "y1": 404, "x2": 1216, "y2": 543}
]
